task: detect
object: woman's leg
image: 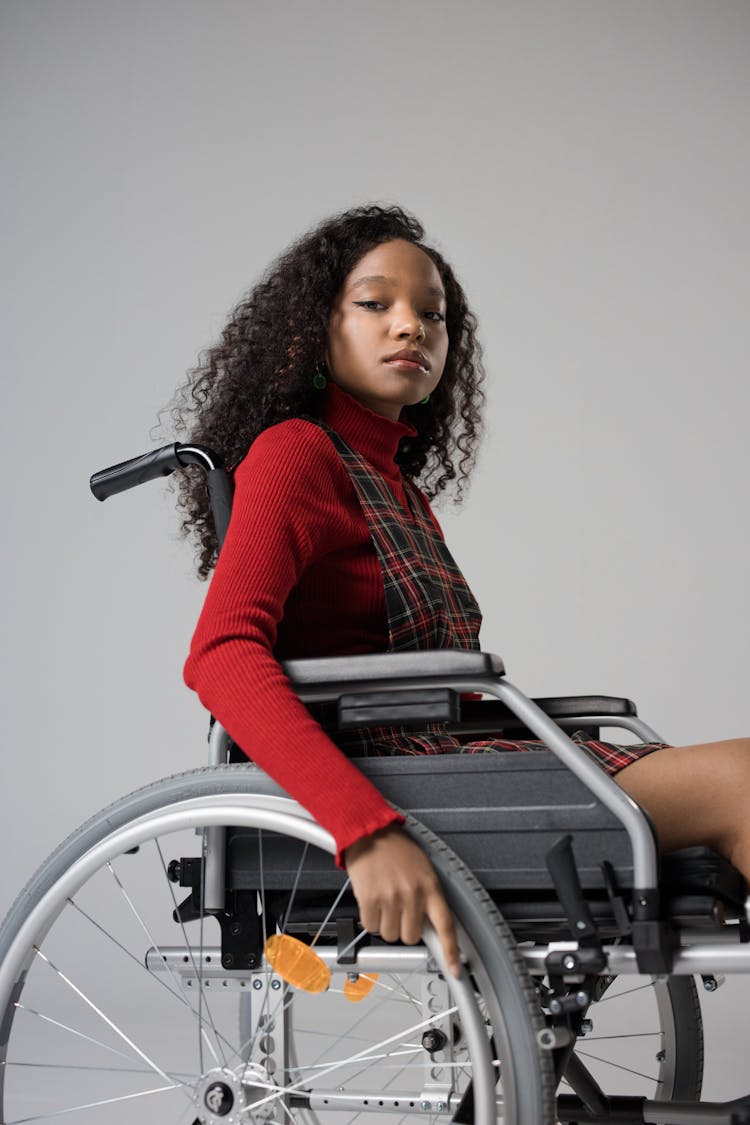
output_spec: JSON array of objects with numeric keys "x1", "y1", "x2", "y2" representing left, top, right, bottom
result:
[{"x1": 615, "y1": 737, "x2": 750, "y2": 880}]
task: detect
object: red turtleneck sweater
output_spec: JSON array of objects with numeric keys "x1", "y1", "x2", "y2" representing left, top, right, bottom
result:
[{"x1": 184, "y1": 384, "x2": 444, "y2": 862}]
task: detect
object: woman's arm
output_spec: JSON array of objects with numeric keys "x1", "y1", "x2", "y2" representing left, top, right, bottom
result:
[
  {"x1": 185, "y1": 420, "x2": 459, "y2": 971},
  {"x1": 184, "y1": 419, "x2": 404, "y2": 864}
]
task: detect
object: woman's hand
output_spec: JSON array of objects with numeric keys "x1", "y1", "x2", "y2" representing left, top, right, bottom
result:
[{"x1": 343, "y1": 824, "x2": 462, "y2": 979}]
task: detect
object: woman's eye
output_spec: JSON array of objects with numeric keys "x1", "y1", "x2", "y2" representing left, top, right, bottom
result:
[{"x1": 353, "y1": 299, "x2": 445, "y2": 321}]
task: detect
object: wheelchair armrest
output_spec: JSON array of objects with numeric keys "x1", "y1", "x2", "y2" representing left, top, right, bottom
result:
[
  {"x1": 452, "y1": 695, "x2": 638, "y2": 739},
  {"x1": 530, "y1": 695, "x2": 636, "y2": 718},
  {"x1": 282, "y1": 650, "x2": 505, "y2": 702},
  {"x1": 461, "y1": 694, "x2": 637, "y2": 722}
]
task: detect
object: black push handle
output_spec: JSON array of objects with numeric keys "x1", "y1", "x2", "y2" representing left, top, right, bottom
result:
[
  {"x1": 205, "y1": 468, "x2": 233, "y2": 550},
  {"x1": 90, "y1": 443, "x2": 184, "y2": 501},
  {"x1": 90, "y1": 442, "x2": 234, "y2": 550}
]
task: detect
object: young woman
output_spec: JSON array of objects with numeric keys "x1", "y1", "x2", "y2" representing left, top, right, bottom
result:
[{"x1": 174, "y1": 203, "x2": 750, "y2": 974}]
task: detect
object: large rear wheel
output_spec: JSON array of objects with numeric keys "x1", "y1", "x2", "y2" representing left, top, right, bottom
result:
[{"x1": 0, "y1": 766, "x2": 555, "y2": 1123}]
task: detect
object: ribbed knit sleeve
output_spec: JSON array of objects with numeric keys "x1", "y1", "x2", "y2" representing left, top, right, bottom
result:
[{"x1": 183, "y1": 418, "x2": 404, "y2": 865}]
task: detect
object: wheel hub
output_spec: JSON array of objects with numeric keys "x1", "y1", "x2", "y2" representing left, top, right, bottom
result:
[
  {"x1": 194, "y1": 1068, "x2": 247, "y2": 1124},
  {"x1": 205, "y1": 1080, "x2": 233, "y2": 1116}
]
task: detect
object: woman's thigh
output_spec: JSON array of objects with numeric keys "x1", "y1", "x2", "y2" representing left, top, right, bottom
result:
[{"x1": 614, "y1": 737, "x2": 750, "y2": 862}]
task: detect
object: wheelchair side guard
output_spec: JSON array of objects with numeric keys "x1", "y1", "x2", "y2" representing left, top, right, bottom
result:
[
  {"x1": 284, "y1": 657, "x2": 662, "y2": 900},
  {"x1": 210, "y1": 663, "x2": 740, "y2": 976}
]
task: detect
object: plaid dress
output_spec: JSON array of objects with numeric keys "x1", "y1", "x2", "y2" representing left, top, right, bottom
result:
[{"x1": 315, "y1": 423, "x2": 667, "y2": 775}]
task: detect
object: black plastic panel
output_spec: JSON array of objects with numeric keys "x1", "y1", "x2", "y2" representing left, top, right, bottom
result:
[
  {"x1": 222, "y1": 757, "x2": 743, "y2": 930},
  {"x1": 226, "y1": 753, "x2": 634, "y2": 892},
  {"x1": 338, "y1": 688, "x2": 460, "y2": 729}
]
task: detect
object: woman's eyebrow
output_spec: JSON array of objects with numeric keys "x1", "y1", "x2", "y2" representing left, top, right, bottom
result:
[{"x1": 350, "y1": 274, "x2": 446, "y2": 300}]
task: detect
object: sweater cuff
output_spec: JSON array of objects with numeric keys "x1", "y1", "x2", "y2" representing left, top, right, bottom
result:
[{"x1": 335, "y1": 808, "x2": 406, "y2": 870}]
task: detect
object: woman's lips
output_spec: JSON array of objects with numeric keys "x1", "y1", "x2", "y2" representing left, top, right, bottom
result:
[
  {"x1": 384, "y1": 347, "x2": 430, "y2": 372},
  {"x1": 384, "y1": 358, "x2": 427, "y2": 372}
]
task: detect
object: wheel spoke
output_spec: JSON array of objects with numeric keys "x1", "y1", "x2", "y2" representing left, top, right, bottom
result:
[
  {"x1": 68, "y1": 891, "x2": 238, "y2": 1061},
  {"x1": 278, "y1": 841, "x2": 310, "y2": 931},
  {"x1": 4, "y1": 1081, "x2": 181, "y2": 1123},
  {"x1": 356, "y1": 1047, "x2": 426, "y2": 1121},
  {"x1": 13, "y1": 1002, "x2": 147, "y2": 1069},
  {"x1": 297, "y1": 1045, "x2": 423, "y2": 1076},
  {"x1": 293, "y1": 968, "x2": 425, "y2": 1080},
  {"x1": 5, "y1": 1062, "x2": 157, "y2": 1075},
  {"x1": 310, "y1": 880, "x2": 352, "y2": 948},
  {"x1": 596, "y1": 981, "x2": 654, "y2": 1003},
  {"x1": 241, "y1": 833, "x2": 357, "y2": 1075},
  {"x1": 154, "y1": 838, "x2": 228, "y2": 1069},
  {"x1": 584, "y1": 1032, "x2": 662, "y2": 1041},
  {"x1": 32, "y1": 948, "x2": 188, "y2": 1094},
  {"x1": 369, "y1": 973, "x2": 425, "y2": 1011},
  {"x1": 247, "y1": 1005, "x2": 460, "y2": 1114},
  {"x1": 333, "y1": 926, "x2": 369, "y2": 962},
  {"x1": 575, "y1": 1048, "x2": 658, "y2": 1083},
  {"x1": 241, "y1": 829, "x2": 273, "y2": 1073}
]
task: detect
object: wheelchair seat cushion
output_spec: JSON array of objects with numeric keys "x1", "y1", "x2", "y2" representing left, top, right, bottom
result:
[{"x1": 324, "y1": 718, "x2": 668, "y2": 778}]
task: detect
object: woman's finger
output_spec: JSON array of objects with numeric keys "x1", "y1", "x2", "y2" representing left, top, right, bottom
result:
[
  {"x1": 426, "y1": 890, "x2": 462, "y2": 979},
  {"x1": 400, "y1": 889, "x2": 425, "y2": 946},
  {"x1": 377, "y1": 900, "x2": 402, "y2": 944},
  {"x1": 356, "y1": 895, "x2": 380, "y2": 936}
]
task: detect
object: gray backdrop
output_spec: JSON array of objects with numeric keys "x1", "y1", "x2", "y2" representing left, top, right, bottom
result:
[{"x1": 1, "y1": 0, "x2": 748, "y2": 1100}]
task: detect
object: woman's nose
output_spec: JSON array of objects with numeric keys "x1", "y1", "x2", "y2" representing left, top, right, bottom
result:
[{"x1": 393, "y1": 312, "x2": 425, "y2": 340}]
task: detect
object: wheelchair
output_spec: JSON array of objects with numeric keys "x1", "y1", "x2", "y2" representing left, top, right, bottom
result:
[{"x1": 0, "y1": 442, "x2": 748, "y2": 1125}]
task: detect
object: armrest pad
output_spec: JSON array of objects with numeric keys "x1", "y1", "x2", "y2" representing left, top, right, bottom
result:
[
  {"x1": 282, "y1": 650, "x2": 505, "y2": 695},
  {"x1": 460, "y1": 695, "x2": 638, "y2": 723}
]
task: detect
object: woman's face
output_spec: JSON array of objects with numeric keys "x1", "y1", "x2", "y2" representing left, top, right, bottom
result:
[{"x1": 325, "y1": 239, "x2": 449, "y2": 421}]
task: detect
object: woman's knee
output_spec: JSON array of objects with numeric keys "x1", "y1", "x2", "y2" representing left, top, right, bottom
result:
[
  {"x1": 615, "y1": 736, "x2": 750, "y2": 856},
  {"x1": 704, "y1": 737, "x2": 750, "y2": 785},
  {"x1": 678, "y1": 737, "x2": 750, "y2": 860}
]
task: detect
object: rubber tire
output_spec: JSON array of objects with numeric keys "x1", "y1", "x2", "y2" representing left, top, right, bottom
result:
[{"x1": 658, "y1": 975, "x2": 703, "y2": 1100}]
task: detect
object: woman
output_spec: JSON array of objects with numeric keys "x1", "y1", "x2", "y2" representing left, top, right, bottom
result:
[{"x1": 174, "y1": 203, "x2": 750, "y2": 974}]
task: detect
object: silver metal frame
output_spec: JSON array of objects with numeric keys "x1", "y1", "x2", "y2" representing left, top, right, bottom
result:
[
  {"x1": 289, "y1": 669, "x2": 661, "y2": 891},
  {"x1": 199, "y1": 672, "x2": 750, "y2": 978},
  {"x1": 144, "y1": 933, "x2": 750, "y2": 979}
]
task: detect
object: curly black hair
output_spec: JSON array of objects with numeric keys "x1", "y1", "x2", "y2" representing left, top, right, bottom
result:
[{"x1": 168, "y1": 203, "x2": 486, "y2": 578}]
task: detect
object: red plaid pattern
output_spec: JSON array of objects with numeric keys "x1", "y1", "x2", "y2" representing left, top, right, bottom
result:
[
  {"x1": 322, "y1": 425, "x2": 482, "y2": 653},
  {"x1": 454, "y1": 732, "x2": 666, "y2": 775},
  {"x1": 314, "y1": 423, "x2": 667, "y2": 772}
]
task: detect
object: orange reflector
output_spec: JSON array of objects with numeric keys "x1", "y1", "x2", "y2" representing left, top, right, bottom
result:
[
  {"x1": 343, "y1": 973, "x2": 379, "y2": 1003},
  {"x1": 264, "y1": 934, "x2": 330, "y2": 993}
]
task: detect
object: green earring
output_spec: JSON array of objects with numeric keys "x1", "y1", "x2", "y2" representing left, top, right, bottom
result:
[
  {"x1": 420, "y1": 394, "x2": 430, "y2": 405},
  {"x1": 313, "y1": 363, "x2": 327, "y2": 391}
]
